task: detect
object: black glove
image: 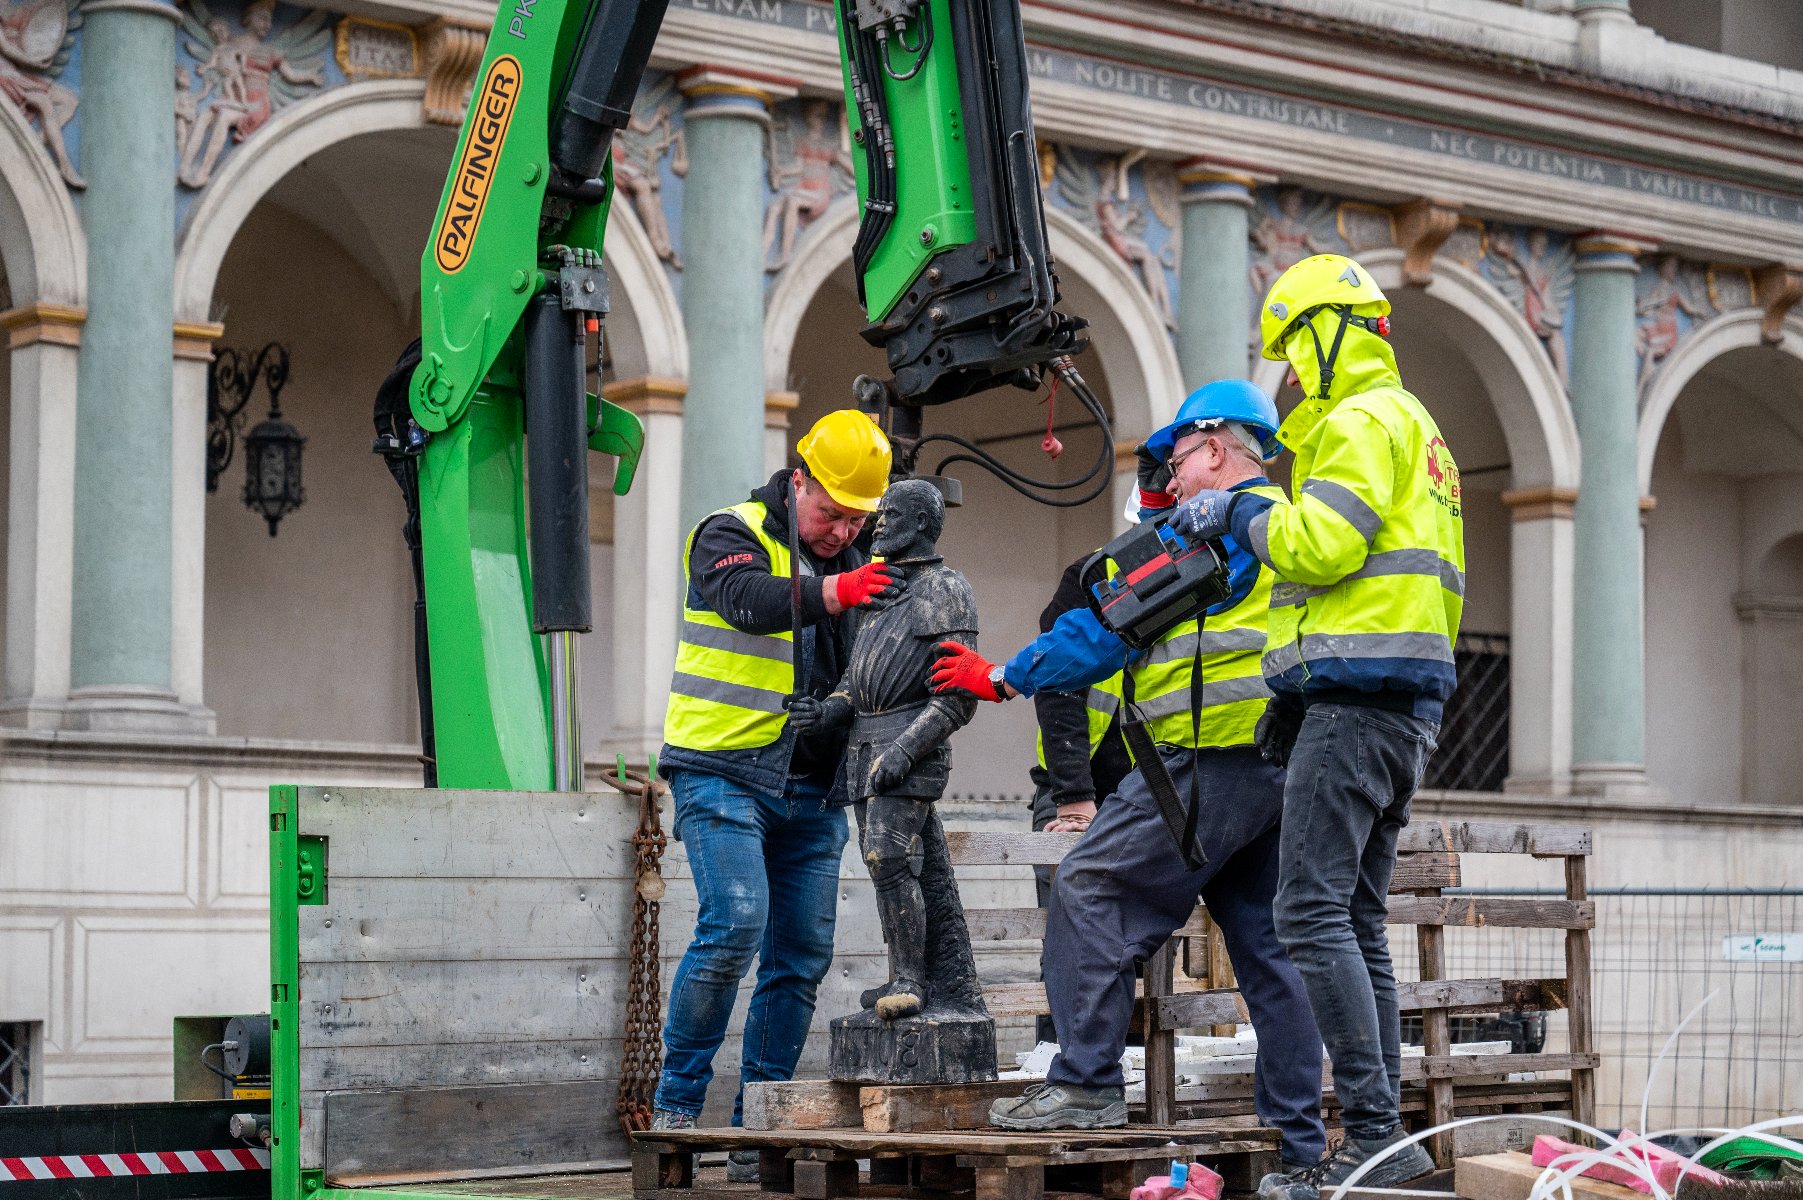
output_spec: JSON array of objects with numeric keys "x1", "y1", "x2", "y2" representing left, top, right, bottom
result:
[
  {"x1": 1133, "y1": 441, "x2": 1175, "y2": 510},
  {"x1": 1254, "y1": 692, "x2": 1306, "y2": 768},
  {"x1": 787, "y1": 693, "x2": 853, "y2": 735}
]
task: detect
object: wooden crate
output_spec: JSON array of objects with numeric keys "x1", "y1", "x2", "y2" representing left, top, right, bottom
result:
[
  {"x1": 631, "y1": 1123, "x2": 1280, "y2": 1200},
  {"x1": 946, "y1": 819, "x2": 1596, "y2": 1169}
]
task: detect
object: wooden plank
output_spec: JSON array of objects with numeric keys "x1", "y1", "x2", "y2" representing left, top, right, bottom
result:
[
  {"x1": 1142, "y1": 940, "x2": 1176, "y2": 1126},
  {"x1": 1383, "y1": 898, "x2": 1594, "y2": 930},
  {"x1": 301, "y1": 959, "x2": 620, "y2": 1048},
  {"x1": 861, "y1": 1081, "x2": 1030, "y2": 1133},
  {"x1": 1407, "y1": 1052, "x2": 1597, "y2": 1082},
  {"x1": 301, "y1": 876, "x2": 632, "y2": 963},
  {"x1": 967, "y1": 909, "x2": 1048, "y2": 942},
  {"x1": 1153, "y1": 978, "x2": 1565, "y2": 1033},
  {"x1": 635, "y1": 1127, "x2": 1256, "y2": 1157},
  {"x1": 1395, "y1": 821, "x2": 1589, "y2": 857},
  {"x1": 1416, "y1": 913, "x2": 1455, "y2": 1169},
  {"x1": 1102, "y1": 1158, "x2": 1172, "y2": 1199},
  {"x1": 297, "y1": 786, "x2": 640, "y2": 878},
  {"x1": 325, "y1": 1081, "x2": 627, "y2": 1184},
  {"x1": 742, "y1": 1080, "x2": 863, "y2": 1131},
  {"x1": 1564, "y1": 855, "x2": 1597, "y2": 1140},
  {"x1": 983, "y1": 973, "x2": 1215, "y2": 1021},
  {"x1": 974, "y1": 1165, "x2": 1042, "y2": 1200},
  {"x1": 947, "y1": 831, "x2": 1083, "y2": 866},
  {"x1": 1389, "y1": 852, "x2": 1462, "y2": 892},
  {"x1": 302, "y1": 1039, "x2": 623, "y2": 1093},
  {"x1": 793, "y1": 1159, "x2": 859, "y2": 1199},
  {"x1": 1455, "y1": 1152, "x2": 1641, "y2": 1200}
]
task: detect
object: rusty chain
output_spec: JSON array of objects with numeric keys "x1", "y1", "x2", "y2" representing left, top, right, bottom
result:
[{"x1": 603, "y1": 760, "x2": 668, "y2": 1135}]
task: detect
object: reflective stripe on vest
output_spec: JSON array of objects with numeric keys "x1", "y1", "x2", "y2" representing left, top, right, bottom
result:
[
  {"x1": 1127, "y1": 483, "x2": 1284, "y2": 749},
  {"x1": 663, "y1": 500, "x2": 797, "y2": 752},
  {"x1": 1034, "y1": 671, "x2": 1125, "y2": 770}
]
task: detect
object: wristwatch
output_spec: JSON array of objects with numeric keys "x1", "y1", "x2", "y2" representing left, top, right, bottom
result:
[{"x1": 987, "y1": 664, "x2": 1010, "y2": 698}]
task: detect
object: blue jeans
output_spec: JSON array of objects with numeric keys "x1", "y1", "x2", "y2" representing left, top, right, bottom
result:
[
  {"x1": 1273, "y1": 703, "x2": 1437, "y2": 1142},
  {"x1": 1044, "y1": 746, "x2": 1327, "y2": 1165},
  {"x1": 654, "y1": 769, "x2": 849, "y2": 1123}
]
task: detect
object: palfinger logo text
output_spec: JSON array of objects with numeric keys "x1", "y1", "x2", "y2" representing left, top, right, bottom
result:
[{"x1": 435, "y1": 55, "x2": 524, "y2": 274}]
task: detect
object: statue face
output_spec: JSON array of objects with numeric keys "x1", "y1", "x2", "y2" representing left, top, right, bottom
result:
[{"x1": 870, "y1": 480, "x2": 942, "y2": 560}]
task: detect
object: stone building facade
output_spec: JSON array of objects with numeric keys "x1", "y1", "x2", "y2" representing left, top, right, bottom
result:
[{"x1": 1, "y1": 0, "x2": 1801, "y2": 1111}]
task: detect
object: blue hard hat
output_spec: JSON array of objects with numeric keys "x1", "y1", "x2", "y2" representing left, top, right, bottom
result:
[{"x1": 1143, "y1": 379, "x2": 1283, "y2": 463}]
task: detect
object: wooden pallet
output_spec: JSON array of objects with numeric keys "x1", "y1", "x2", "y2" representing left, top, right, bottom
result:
[{"x1": 631, "y1": 1124, "x2": 1280, "y2": 1200}]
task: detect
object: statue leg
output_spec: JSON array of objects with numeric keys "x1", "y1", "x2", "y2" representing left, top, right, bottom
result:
[
  {"x1": 916, "y1": 807, "x2": 988, "y2": 1014},
  {"x1": 855, "y1": 795, "x2": 932, "y2": 1021}
]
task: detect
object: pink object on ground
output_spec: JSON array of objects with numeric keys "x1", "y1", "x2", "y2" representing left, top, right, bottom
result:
[
  {"x1": 1530, "y1": 1133, "x2": 1727, "y2": 1194},
  {"x1": 1130, "y1": 1161, "x2": 1225, "y2": 1200}
]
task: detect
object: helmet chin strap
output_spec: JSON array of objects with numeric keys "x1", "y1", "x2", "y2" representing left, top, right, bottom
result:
[{"x1": 1298, "y1": 305, "x2": 1387, "y2": 401}]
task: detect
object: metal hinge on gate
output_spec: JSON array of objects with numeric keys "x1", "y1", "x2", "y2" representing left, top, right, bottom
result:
[{"x1": 296, "y1": 836, "x2": 328, "y2": 905}]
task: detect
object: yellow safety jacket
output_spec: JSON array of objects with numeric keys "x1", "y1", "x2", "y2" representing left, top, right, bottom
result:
[
  {"x1": 1129, "y1": 483, "x2": 1284, "y2": 749},
  {"x1": 663, "y1": 500, "x2": 797, "y2": 751},
  {"x1": 1034, "y1": 671, "x2": 1126, "y2": 769},
  {"x1": 1240, "y1": 331, "x2": 1465, "y2": 710}
]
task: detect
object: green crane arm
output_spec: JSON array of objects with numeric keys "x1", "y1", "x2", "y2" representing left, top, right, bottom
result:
[{"x1": 400, "y1": 0, "x2": 1105, "y2": 793}]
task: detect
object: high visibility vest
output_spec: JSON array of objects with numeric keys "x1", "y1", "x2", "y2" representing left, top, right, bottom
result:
[
  {"x1": 1034, "y1": 671, "x2": 1126, "y2": 769},
  {"x1": 1247, "y1": 387, "x2": 1465, "y2": 701},
  {"x1": 662, "y1": 500, "x2": 800, "y2": 752},
  {"x1": 1127, "y1": 483, "x2": 1285, "y2": 749}
]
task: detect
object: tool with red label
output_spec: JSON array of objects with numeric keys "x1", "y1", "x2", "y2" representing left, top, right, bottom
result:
[{"x1": 1084, "y1": 513, "x2": 1232, "y2": 652}]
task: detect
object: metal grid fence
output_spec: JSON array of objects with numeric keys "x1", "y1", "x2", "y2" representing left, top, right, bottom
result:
[
  {"x1": 1422, "y1": 633, "x2": 1510, "y2": 793},
  {"x1": 0, "y1": 1023, "x2": 29, "y2": 1106},
  {"x1": 1391, "y1": 888, "x2": 1802, "y2": 1131}
]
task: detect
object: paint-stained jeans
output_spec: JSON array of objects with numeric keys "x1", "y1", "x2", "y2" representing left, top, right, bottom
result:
[
  {"x1": 655, "y1": 769, "x2": 849, "y2": 1123},
  {"x1": 1272, "y1": 703, "x2": 1437, "y2": 1142}
]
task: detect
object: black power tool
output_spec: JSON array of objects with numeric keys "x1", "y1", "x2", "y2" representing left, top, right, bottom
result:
[{"x1": 1083, "y1": 512, "x2": 1232, "y2": 651}]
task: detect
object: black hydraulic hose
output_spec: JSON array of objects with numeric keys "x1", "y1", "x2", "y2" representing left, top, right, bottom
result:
[
  {"x1": 880, "y1": 5, "x2": 933, "y2": 80},
  {"x1": 921, "y1": 362, "x2": 1116, "y2": 508}
]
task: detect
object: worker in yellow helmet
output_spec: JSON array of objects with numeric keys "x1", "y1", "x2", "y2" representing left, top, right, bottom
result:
[
  {"x1": 654, "y1": 411, "x2": 895, "y2": 1171},
  {"x1": 1171, "y1": 256, "x2": 1463, "y2": 1199}
]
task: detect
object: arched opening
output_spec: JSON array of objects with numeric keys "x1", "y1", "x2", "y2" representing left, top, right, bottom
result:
[
  {"x1": 1256, "y1": 251, "x2": 1576, "y2": 793},
  {"x1": 1643, "y1": 343, "x2": 1803, "y2": 806},
  {"x1": 187, "y1": 92, "x2": 673, "y2": 754},
  {"x1": 768, "y1": 208, "x2": 1184, "y2": 804}
]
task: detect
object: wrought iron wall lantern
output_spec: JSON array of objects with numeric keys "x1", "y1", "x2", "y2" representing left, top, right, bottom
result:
[{"x1": 207, "y1": 342, "x2": 306, "y2": 536}]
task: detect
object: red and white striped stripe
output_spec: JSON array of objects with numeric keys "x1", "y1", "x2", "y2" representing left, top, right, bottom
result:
[{"x1": 0, "y1": 1148, "x2": 269, "y2": 1182}]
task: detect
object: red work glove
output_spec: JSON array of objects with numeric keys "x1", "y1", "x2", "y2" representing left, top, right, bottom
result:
[
  {"x1": 930, "y1": 640, "x2": 1005, "y2": 702},
  {"x1": 833, "y1": 561, "x2": 898, "y2": 609}
]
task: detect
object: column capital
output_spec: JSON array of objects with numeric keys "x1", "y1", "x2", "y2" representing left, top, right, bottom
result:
[
  {"x1": 604, "y1": 375, "x2": 688, "y2": 417},
  {"x1": 764, "y1": 389, "x2": 799, "y2": 429},
  {"x1": 173, "y1": 319, "x2": 225, "y2": 363},
  {"x1": 1755, "y1": 262, "x2": 1803, "y2": 345},
  {"x1": 1392, "y1": 197, "x2": 1462, "y2": 288},
  {"x1": 1500, "y1": 485, "x2": 1578, "y2": 521},
  {"x1": 1, "y1": 303, "x2": 85, "y2": 349},
  {"x1": 1574, "y1": 231, "x2": 1657, "y2": 271},
  {"x1": 676, "y1": 64, "x2": 800, "y2": 122},
  {"x1": 1176, "y1": 158, "x2": 1274, "y2": 205},
  {"x1": 82, "y1": 0, "x2": 180, "y2": 19}
]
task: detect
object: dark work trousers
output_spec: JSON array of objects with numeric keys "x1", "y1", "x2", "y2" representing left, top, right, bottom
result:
[
  {"x1": 1271, "y1": 703, "x2": 1437, "y2": 1143},
  {"x1": 1043, "y1": 745, "x2": 1327, "y2": 1165}
]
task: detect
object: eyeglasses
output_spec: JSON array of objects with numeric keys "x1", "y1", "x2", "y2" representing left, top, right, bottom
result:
[{"x1": 1166, "y1": 423, "x2": 1223, "y2": 474}]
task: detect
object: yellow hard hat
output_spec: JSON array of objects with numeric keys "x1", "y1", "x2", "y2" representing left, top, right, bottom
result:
[
  {"x1": 796, "y1": 410, "x2": 892, "y2": 512},
  {"x1": 1259, "y1": 254, "x2": 1390, "y2": 361}
]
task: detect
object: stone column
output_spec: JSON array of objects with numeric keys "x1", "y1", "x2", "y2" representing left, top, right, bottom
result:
[
  {"x1": 605, "y1": 377, "x2": 687, "y2": 758},
  {"x1": 171, "y1": 321, "x2": 224, "y2": 717},
  {"x1": 1, "y1": 305, "x2": 82, "y2": 728},
  {"x1": 66, "y1": 0, "x2": 202, "y2": 731},
  {"x1": 1501, "y1": 487, "x2": 1578, "y2": 794},
  {"x1": 1175, "y1": 164, "x2": 1262, "y2": 388},
  {"x1": 1568, "y1": 234, "x2": 1653, "y2": 794},
  {"x1": 675, "y1": 66, "x2": 797, "y2": 536}
]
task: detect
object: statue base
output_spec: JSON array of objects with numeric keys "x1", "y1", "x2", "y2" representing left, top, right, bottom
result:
[{"x1": 828, "y1": 1007, "x2": 999, "y2": 1085}]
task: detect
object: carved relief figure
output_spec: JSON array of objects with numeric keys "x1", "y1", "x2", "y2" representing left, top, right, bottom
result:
[
  {"x1": 763, "y1": 98, "x2": 854, "y2": 271},
  {"x1": 613, "y1": 73, "x2": 686, "y2": 268},
  {"x1": 1055, "y1": 147, "x2": 1175, "y2": 330},
  {"x1": 0, "y1": 0, "x2": 84, "y2": 188},
  {"x1": 1637, "y1": 254, "x2": 1711, "y2": 392},
  {"x1": 177, "y1": 0, "x2": 331, "y2": 190},
  {"x1": 1251, "y1": 187, "x2": 1335, "y2": 299},
  {"x1": 1485, "y1": 226, "x2": 1573, "y2": 389}
]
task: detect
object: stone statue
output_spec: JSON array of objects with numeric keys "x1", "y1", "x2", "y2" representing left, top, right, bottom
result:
[{"x1": 788, "y1": 480, "x2": 997, "y2": 1084}]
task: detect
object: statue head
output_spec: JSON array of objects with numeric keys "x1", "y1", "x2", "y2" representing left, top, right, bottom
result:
[
  {"x1": 871, "y1": 479, "x2": 944, "y2": 562},
  {"x1": 244, "y1": 0, "x2": 275, "y2": 37}
]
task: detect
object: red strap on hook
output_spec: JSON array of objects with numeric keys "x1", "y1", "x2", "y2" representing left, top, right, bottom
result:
[{"x1": 1041, "y1": 372, "x2": 1064, "y2": 460}]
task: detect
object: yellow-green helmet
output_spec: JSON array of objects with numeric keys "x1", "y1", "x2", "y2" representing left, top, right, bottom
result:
[{"x1": 1259, "y1": 254, "x2": 1391, "y2": 361}]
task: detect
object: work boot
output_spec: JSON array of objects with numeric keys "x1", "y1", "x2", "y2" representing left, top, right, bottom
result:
[
  {"x1": 1257, "y1": 1129, "x2": 1434, "y2": 1200},
  {"x1": 988, "y1": 1082, "x2": 1127, "y2": 1131},
  {"x1": 727, "y1": 1150, "x2": 760, "y2": 1183}
]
